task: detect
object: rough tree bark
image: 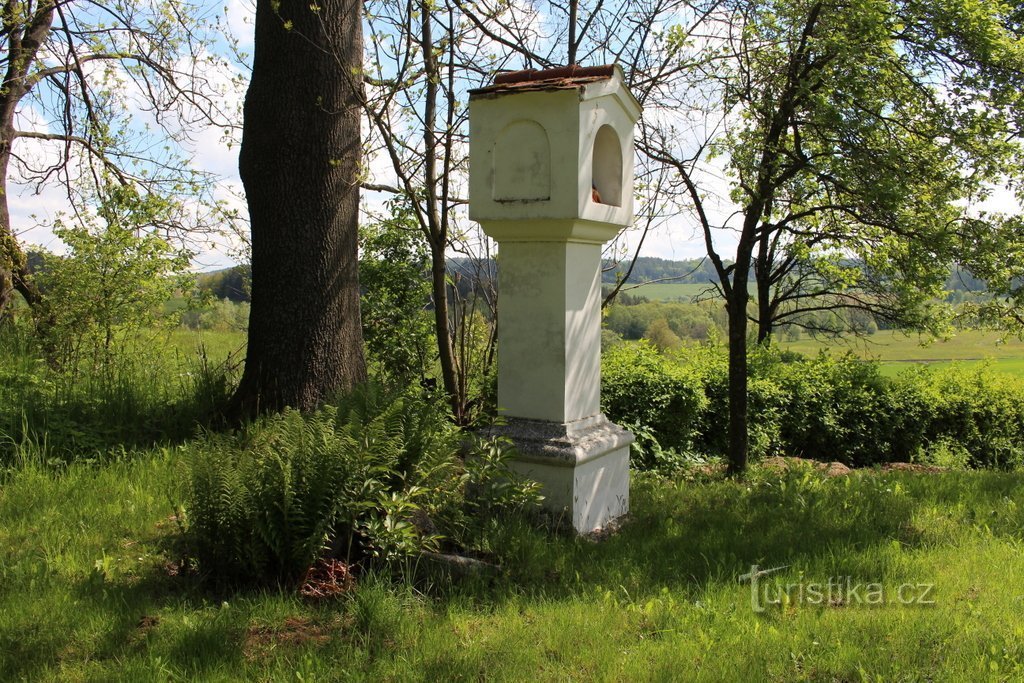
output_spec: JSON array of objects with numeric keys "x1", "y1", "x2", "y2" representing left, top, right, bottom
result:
[{"x1": 230, "y1": 0, "x2": 366, "y2": 416}]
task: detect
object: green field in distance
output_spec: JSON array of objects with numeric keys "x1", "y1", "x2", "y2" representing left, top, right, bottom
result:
[
  {"x1": 780, "y1": 329, "x2": 1024, "y2": 376},
  {"x1": 617, "y1": 282, "x2": 719, "y2": 300},
  {"x1": 613, "y1": 282, "x2": 1024, "y2": 376}
]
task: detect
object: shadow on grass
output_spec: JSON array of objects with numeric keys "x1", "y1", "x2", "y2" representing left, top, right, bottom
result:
[
  {"x1": 4, "y1": 466, "x2": 1021, "y2": 680},
  {"x1": 460, "y1": 468, "x2": 1024, "y2": 602}
]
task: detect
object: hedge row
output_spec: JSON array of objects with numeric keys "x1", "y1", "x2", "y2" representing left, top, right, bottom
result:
[{"x1": 601, "y1": 342, "x2": 1024, "y2": 470}]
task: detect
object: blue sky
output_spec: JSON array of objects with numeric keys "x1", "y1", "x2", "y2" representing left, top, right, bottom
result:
[{"x1": 13, "y1": 0, "x2": 1020, "y2": 274}]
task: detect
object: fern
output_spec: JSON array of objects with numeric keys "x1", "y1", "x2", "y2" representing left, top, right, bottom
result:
[{"x1": 177, "y1": 382, "x2": 541, "y2": 585}]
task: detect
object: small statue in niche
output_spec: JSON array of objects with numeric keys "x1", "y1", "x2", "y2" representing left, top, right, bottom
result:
[{"x1": 591, "y1": 183, "x2": 603, "y2": 204}]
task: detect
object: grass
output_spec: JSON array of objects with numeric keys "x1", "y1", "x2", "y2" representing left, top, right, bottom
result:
[
  {"x1": 3, "y1": 325, "x2": 1023, "y2": 680},
  {"x1": 619, "y1": 282, "x2": 718, "y2": 301},
  {"x1": 166, "y1": 328, "x2": 246, "y2": 367},
  {"x1": 1, "y1": 450, "x2": 1022, "y2": 681},
  {"x1": 781, "y1": 329, "x2": 1024, "y2": 377},
  {"x1": 0, "y1": 326, "x2": 241, "y2": 464}
]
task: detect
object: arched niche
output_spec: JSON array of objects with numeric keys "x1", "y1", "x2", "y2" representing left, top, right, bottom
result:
[
  {"x1": 591, "y1": 125, "x2": 622, "y2": 207},
  {"x1": 493, "y1": 120, "x2": 551, "y2": 201}
]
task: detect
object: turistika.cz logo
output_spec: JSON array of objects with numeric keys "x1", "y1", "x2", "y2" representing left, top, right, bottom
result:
[{"x1": 739, "y1": 565, "x2": 936, "y2": 613}]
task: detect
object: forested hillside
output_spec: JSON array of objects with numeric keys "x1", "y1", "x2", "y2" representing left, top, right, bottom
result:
[{"x1": 190, "y1": 257, "x2": 994, "y2": 304}]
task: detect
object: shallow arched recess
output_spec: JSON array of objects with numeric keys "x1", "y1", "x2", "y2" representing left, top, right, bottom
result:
[
  {"x1": 592, "y1": 125, "x2": 622, "y2": 207},
  {"x1": 493, "y1": 120, "x2": 551, "y2": 201}
]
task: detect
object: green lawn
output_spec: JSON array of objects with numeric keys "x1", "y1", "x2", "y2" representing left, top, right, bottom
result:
[
  {"x1": 780, "y1": 329, "x2": 1024, "y2": 376},
  {"x1": 619, "y1": 282, "x2": 718, "y2": 301},
  {"x1": 2, "y1": 452, "x2": 1022, "y2": 681},
  {"x1": 166, "y1": 328, "x2": 246, "y2": 366}
]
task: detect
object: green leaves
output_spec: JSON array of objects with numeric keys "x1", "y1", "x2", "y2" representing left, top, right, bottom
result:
[
  {"x1": 358, "y1": 201, "x2": 434, "y2": 388},
  {"x1": 716, "y1": 0, "x2": 1024, "y2": 337},
  {"x1": 603, "y1": 341, "x2": 1024, "y2": 469},
  {"x1": 178, "y1": 382, "x2": 541, "y2": 585},
  {"x1": 36, "y1": 182, "x2": 193, "y2": 373}
]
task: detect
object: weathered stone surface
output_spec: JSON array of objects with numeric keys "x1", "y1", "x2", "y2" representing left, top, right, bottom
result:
[{"x1": 468, "y1": 64, "x2": 641, "y2": 533}]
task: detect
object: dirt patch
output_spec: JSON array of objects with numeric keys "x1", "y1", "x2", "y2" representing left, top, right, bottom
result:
[
  {"x1": 299, "y1": 558, "x2": 356, "y2": 602},
  {"x1": 761, "y1": 456, "x2": 852, "y2": 477},
  {"x1": 878, "y1": 462, "x2": 947, "y2": 474},
  {"x1": 126, "y1": 614, "x2": 161, "y2": 647},
  {"x1": 820, "y1": 461, "x2": 853, "y2": 477},
  {"x1": 759, "y1": 456, "x2": 948, "y2": 476},
  {"x1": 244, "y1": 616, "x2": 335, "y2": 660},
  {"x1": 692, "y1": 462, "x2": 728, "y2": 477},
  {"x1": 137, "y1": 615, "x2": 160, "y2": 632}
]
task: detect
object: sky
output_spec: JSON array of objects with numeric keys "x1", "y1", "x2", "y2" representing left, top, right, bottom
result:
[
  {"x1": 12, "y1": 0, "x2": 1022, "y2": 273},
  {"x1": 12, "y1": 0, "x2": 731, "y2": 272}
]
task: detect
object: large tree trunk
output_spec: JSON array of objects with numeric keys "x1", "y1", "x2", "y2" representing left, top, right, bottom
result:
[{"x1": 229, "y1": 0, "x2": 366, "y2": 416}]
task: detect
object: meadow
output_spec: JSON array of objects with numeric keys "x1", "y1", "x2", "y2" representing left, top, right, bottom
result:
[
  {"x1": 618, "y1": 282, "x2": 718, "y2": 301},
  {"x1": 166, "y1": 328, "x2": 246, "y2": 367},
  {"x1": 780, "y1": 329, "x2": 1024, "y2": 377},
  {"x1": 2, "y1": 324, "x2": 1023, "y2": 681},
  {"x1": 611, "y1": 281, "x2": 1024, "y2": 376},
  {"x1": 1, "y1": 449, "x2": 1022, "y2": 681}
]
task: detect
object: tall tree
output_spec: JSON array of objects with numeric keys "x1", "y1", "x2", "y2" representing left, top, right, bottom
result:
[
  {"x1": 0, "y1": 0, "x2": 239, "y2": 323},
  {"x1": 229, "y1": 0, "x2": 366, "y2": 416},
  {"x1": 643, "y1": 0, "x2": 1024, "y2": 472}
]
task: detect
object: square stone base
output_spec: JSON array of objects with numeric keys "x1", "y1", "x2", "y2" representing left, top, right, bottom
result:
[{"x1": 488, "y1": 414, "x2": 632, "y2": 533}]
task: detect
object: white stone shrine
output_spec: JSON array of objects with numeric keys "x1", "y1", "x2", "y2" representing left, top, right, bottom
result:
[{"x1": 468, "y1": 64, "x2": 642, "y2": 533}]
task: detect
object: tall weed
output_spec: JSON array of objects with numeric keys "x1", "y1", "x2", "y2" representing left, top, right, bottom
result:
[{"x1": 0, "y1": 324, "x2": 237, "y2": 466}]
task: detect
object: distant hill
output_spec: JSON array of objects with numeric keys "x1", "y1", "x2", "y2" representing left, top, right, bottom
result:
[
  {"x1": 190, "y1": 256, "x2": 993, "y2": 305},
  {"x1": 196, "y1": 265, "x2": 250, "y2": 302},
  {"x1": 446, "y1": 255, "x2": 720, "y2": 287},
  {"x1": 601, "y1": 256, "x2": 721, "y2": 285}
]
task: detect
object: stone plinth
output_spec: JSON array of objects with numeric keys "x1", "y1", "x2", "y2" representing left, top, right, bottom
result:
[{"x1": 488, "y1": 415, "x2": 631, "y2": 532}]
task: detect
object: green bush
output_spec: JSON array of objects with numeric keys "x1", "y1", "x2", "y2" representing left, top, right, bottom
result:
[
  {"x1": 602, "y1": 341, "x2": 1024, "y2": 471},
  {"x1": 689, "y1": 346, "x2": 788, "y2": 460},
  {"x1": 36, "y1": 184, "x2": 192, "y2": 373},
  {"x1": 359, "y1": 203, "x2": 435, "y2": 388},
  {"x1": 601, "y1": 341, "x2": 709, "y2": 469},
  {"x1": 907, "y1": 364, "x2": 1024, "y2": 469},
  {"x1": 773, "y1": 358, "x2": 1024, "y2": 469},
  {"x1": 771, "y1": 353, "x2": 900, "y2": 466},
  {"x1": 177, "y1": 384, "x2": 541, "y2": 585}
]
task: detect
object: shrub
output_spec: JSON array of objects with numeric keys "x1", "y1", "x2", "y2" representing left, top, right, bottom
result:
[
  {"x1": 359, "y1": 203, "x2": 435, "y2": 388},
  {"x1": 689, "y1": 345, "x2": 788, "y2": 460},
  {"x1": 907, "y1": 364, "x2": 1024, "y2": 470},
  {"x1": 36, "y1": 184, "x2": 192, "y2": 373},
  {"x1": 602, "y1": 341, "x2": 1024, "y2": 471},
  {"x1": 771, "y1": 352, "x2": 900, "y2": 466},
  {"x1": 177, "y1": 383, "x2": 541, "y2": 585},
  {"x1": 601, "y1": 341, "x2": 709, "y2": 468}
]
